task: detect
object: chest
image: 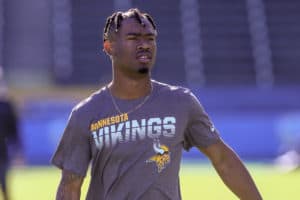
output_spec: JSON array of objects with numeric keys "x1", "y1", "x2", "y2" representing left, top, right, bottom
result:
[{"x1": 88, "y1": 108, "x2": 188, "y2": 159}]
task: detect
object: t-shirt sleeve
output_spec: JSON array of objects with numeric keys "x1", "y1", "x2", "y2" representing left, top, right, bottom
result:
[
  {"x1": 183, "y1": 91, "x2": 220, "y2": 151},
  {"x1": 51, "y1": 108, "x2": 91, "y2": 177}
]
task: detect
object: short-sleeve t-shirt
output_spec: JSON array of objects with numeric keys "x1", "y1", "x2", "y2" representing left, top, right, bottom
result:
[{"x1": 51, "y1": 80, "x2": 220, "y2": 200}]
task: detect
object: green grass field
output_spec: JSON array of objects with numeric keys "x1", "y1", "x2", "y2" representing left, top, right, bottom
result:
[{"x1": 6, "y1": 162, "x2": 300, "y2": 200}]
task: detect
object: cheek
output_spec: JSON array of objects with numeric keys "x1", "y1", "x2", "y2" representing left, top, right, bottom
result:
[
  {"x1": 153, "y1": 44, "x2": 157, "y2": 52},
  {"x1": 117, "y1": 43, "x2": 135, "y2": 55},
  {"x1": 152, "y1": 45, "x2": 157, "y2": 58},
  {"x1": 113, "y1": 46, "x2": 125, "y2": 57}
]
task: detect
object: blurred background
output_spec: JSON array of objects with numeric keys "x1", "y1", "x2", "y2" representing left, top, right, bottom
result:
[{"x1": 1, "y1": 0, "x2": 300, "y2": 199}]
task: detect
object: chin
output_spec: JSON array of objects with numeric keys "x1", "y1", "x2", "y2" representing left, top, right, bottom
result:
[{"x1": 138, "y1": 67, "x2": 150, "y2": 74}]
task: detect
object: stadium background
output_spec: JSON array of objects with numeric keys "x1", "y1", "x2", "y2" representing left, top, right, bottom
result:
[{"x1": 1, "y1": 0, "x2": 300, "y2": 199}]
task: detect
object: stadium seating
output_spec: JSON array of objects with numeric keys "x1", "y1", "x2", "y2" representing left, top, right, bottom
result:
[
  {"x1": 5, "y1": 0, "x2": 300, "y2": 164},
  {"x1": 264, "y1": 0, "x2": 300, "y2": 85}
]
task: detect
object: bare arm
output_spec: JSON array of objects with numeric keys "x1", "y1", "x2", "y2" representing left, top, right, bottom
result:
[
  {"x1": 199, "y1": 139, "x2": 262, "y2": 200},
  {"x1": 56, "y1": 169, "x2": 84, "y2": 200}
]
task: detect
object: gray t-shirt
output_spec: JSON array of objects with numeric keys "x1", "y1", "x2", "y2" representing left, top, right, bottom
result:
[{"x1": 51, "y1": 80, "x2": 220, "y2": 200}]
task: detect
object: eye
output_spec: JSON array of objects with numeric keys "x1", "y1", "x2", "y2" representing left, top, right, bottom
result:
[
  {"x1": 147, "y1": 36, "x2": 156, "y2": 42},
  {"x1": 127, "y1": 36, "x2": 137, "y2": 40}
]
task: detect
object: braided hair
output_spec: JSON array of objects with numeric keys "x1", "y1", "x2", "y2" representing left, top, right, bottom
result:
[{"x1": 103, "y1": 8, "x2": 157, "y2": 42}]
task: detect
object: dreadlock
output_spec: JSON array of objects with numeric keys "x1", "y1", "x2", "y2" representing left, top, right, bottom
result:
[{"x1": 103, "y1": 8, "x2": 157, "y2": 42}]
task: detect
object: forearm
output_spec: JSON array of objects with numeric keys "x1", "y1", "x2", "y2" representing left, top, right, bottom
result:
[
  {"x1": 56, "y1": 182, "x2": 81, "y2": 200},
  {"x1": 212, "y1": 150, "x2": 262, "y2": 200},
  {"x1": 56, "y1": 170, "x2": 83, "y2": 200}
]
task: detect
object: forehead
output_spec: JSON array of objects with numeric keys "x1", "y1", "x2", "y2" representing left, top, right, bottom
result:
[{"x1": 119, "y1": 17, "x2": 157, "y2": 35}]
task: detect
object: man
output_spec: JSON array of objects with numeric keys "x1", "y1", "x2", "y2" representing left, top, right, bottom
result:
[
  {"x1": 0, "y1": 67, "x2": 20, "y2": 200},
  {"x1": 52, "y1": 8, "x2": 262, "y2": 200}
]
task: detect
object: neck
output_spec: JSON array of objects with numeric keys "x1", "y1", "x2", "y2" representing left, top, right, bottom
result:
[{"x1": 109, "y1": 75, "x2": 152, "y2": 99}]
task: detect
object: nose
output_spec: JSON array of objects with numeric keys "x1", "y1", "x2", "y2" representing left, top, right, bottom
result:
[{"x1": 137, "y1": 39, "x2": 151, "y2": 50}]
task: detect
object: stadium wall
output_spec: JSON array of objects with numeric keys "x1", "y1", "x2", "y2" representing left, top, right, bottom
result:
[{"x1": 20, "y1": 87, "x2": 300, "y2": 165}]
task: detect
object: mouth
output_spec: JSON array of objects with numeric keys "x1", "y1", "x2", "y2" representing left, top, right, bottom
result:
[{"x1": 136, "y1": 53, "x2": 152, "y2": 63}]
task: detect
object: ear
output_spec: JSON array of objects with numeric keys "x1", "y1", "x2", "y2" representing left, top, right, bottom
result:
[{"x1": 103, "y1": 41, "x2": 113, "y2": 55}]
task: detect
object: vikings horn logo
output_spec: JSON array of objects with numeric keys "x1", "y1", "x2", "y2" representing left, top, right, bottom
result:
[{"x1": 146, "y1": 139, "x2": 171, "y2": 173}]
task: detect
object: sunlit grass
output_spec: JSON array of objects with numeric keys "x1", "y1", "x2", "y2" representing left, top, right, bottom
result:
[{"x1": 7, "y1": 162, "x2": 300, "y2": 200}]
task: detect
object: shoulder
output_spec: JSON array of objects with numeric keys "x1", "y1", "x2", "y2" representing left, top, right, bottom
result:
[
  {"x1": 152, "y1": 80, "x2": 203, "y2": 111},
  {"x1": 152, "y1": 80, "x2": 197, "y2": 105},
  {"x1": 71, "y1": 86, "x2": 108, "y2": 116},
  {"x1": 152, "y1": 80, "x2": 192, "y2": 98}
]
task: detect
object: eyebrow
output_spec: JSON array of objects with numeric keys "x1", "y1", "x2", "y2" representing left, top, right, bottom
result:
[{"x1": 126, "y1": 32, "x2": 156, "y2": 37}]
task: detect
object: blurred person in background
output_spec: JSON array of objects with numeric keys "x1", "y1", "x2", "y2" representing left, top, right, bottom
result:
[
  {"x1": 52, "y1": 8, "x2": 262, "y2": 200},
  {"x1": 0, "y1": 66, "x2": 21, "y2": 200},
  {"x1": 274, "y1": 113, "x2": 300, "y2": 171}
]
